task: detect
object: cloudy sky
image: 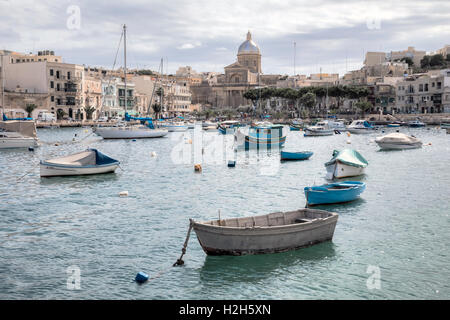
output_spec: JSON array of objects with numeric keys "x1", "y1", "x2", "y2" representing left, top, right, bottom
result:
[{"x1": 1, "y1": 0, "x2": 450, "y2": 77}]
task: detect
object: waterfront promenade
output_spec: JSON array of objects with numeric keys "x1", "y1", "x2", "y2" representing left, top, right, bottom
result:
[{"x1": 37, "y1": 113, "x2": 450, "y2": 128}]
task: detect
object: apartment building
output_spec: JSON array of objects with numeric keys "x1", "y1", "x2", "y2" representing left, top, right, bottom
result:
[{"x1": 396, "y1": 69, "x2": 450, "y2": 113}]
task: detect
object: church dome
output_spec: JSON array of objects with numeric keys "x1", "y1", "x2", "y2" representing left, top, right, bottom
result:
[{"x1": 238, "y1": 31, "x2": 260, "y2": 55}]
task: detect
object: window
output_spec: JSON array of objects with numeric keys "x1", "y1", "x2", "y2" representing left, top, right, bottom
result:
[
  {"x1": 437, "y1": 82, "x2": 441, "y2": 89},
  {"x1": 50, "y1": 69, "x2": 54, "y2": 76},
  {"x1": 425, "y1": 83, "x2": 428, "y2": 91},
  {"x1": 56, "y1": 70, "x2": 60, "y2": 79},
  {"x1": 51, "y1": 96, "x2": 54, "y2": 102},
  {"x1": 419, "y1": 84, "x2": 423, "y2": 92},
  {"x1": 67, "y1": 71, "x2": 71, "y2": 80},
  {"x1": 50, "y1": 81, "x2": 54, "y2": 89}
]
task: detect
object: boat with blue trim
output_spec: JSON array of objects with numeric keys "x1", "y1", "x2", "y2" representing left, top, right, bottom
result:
[
  {"x1": 40, "y1": 148, "x2": 120, "y2": 177},
  {"x1": 235, "y1": 122, "x2": 286, "y2": 150},
  {"x1": 280, "y1": 151, "x2": 313, "y2": 161},
  {"x1": 304, "y1": 181, "x2": 366, "y2": 206},
  {"x1": 218, "y1": 120, "x2": 244, "y2": 134},
  {"x1": 407, "y1": 119, "x2": 426, "y2": 127}
]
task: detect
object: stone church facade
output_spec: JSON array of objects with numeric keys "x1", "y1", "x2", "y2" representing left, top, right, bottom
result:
[{"x1": 209, "y1": 31, "x2": 280, "y2": 109}]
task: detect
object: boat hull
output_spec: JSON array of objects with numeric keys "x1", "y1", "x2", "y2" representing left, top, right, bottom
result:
[
  {"x1": 303, "y1": 128, "x2": 333, "y2": 136},
  {"x1": 376, "y1": 142, "x2": 422, "y2": 150},
  {"x1": 0, "y1": 138, "x2": 38, "y2": 149},
  {"x1": 163, "y1": 126, "x2": 188, "y2": 132},
  {"x1": 281, "y1": 151, "x2": 313, "y2": 161},
  {"x1": 326, "y1": 161, "x2": 365, "y2": 179},
  {"x1": 305, "y1": 182, "x2": 366, "y2": 206},
  {"x1": 192, "y1": 209, "x2": 338, "y2": 255},
  {"x1": 244, "y1": 135, "x2": 286, "y2": 150},
  {"x1": 94, "y1": 127, "x2": 168, "y2": 139},
  {"x1": 40, "y1": 163, "x2": 119, "y2": 177},
  {"x1": 346, "y1": 128, "x2": 372, "y2": 134}
]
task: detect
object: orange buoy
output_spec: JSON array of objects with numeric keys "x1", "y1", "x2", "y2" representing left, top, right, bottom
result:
[{"x1": 194, "y1": 164, "x2": 202, "y2": 172}]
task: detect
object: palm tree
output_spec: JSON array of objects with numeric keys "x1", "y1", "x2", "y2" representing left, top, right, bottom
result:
[
  {"x1": 56, "y1": 109, "x2": 67, "y2": 120},
  {"x1": 83, "y1": 106, "x2": 96, "y2": 120},
  {"x1": 25, "y1": 103, "x2": 37, "y2": 118},
  {"x1": 300, "y1": 92, "x2": 316, "y2": 115},
  {"x1": 354, "y1": 101, "x2": 372, "y2": 118},
  {"x1": 152, "y1": 103, "x2": 162, "y2": 120}
]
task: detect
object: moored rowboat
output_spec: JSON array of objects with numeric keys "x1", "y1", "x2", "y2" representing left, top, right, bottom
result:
[
  {"x1": 280, "y1": 151, "x2": 313, "y2": 161},
  {"x1": 325, "y1": 149, "x2": 368, "y2": 179},
  {"x1": 191, "y1": 208, "x2": 338, "y2": 255},
  {"x1": 40, "y1": 148, "x2": 120, "y2": 177},
  {"x1": 304, "y1": 181, "x2": 366, "y2": 206}
]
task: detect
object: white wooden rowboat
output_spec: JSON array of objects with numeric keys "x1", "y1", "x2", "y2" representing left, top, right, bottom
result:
[
  {"x1": 40, "y1": 148, "x2": 120, "y2": 177},
  {"x1": 191, "y1": 208, "x2": 338, "y2": 255}
]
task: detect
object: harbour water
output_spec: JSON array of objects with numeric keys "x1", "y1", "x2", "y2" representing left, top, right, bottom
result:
[{"x1": 0, "y1": 125, "x2": 449, "y2": 299}]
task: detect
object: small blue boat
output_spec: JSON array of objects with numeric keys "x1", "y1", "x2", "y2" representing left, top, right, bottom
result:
[
  {"x1": 289, "y1": 125, "x2": 301, "y2": 131},
  {"x1": 280, "y1": 151, "x2": 313, "y2": 161},
  {"x1": 304, "y1": 181, "x2": 366, "y2": 206}
]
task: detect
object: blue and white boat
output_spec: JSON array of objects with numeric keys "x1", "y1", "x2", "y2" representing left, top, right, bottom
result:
[
  {"x1": 346, "y1": 120, "x2": 374, "y2": 134},
  {"x1": 304, "y1": 181, "x2": 366, "y2": 206},
  {"x1": 40, "y1": 148, "x2": 120, "y2": 177},
  {"x1": 235, "y1": 122, "x2": 286, "y2": 150},
  {"x1": 218, "y1": 120, "x2": 244, "y2": 134},
  {"x1": 280, "y1": 151, "x2": 313, "y2": 161},
  {"x1": 407, "y1": 119, "x2": 426, "y2": 127}
]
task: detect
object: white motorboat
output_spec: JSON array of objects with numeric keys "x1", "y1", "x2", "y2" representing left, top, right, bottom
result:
[
  {"x1": 93, "y1": 124, "x2": 168, "y2": 139},
  {"x1": 407, "y1": 119, "x2": 426, "y2": 127},
  {"x1": 0, "y1": 120, "x2": 39, "y2": 149},
  {"x1": 375, "y1": 132, "x2": 422, "y2": 150},
  {"x1": 304, "y1": 121, "x2": 334, "y2": 136},
  {"x1": 161, "y1": 121, "x2": 188, "y2": 132},
  {"x1": 202, "y1": 121, "x2": 218, "y2": 131},
  {"x1": 346, "y1": 120, "x2": 374, "y2": 134},
  {"x1": 40, "y1": 148, "x2": 120, "y2": 177},
  {"x1": 327, "y1": 120, "x2": 346, "y2": 130}
]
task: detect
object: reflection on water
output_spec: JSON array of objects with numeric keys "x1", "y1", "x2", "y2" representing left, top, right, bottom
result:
[{"x1": 199, "y1": 242, "x2": 336, "y2": 284}]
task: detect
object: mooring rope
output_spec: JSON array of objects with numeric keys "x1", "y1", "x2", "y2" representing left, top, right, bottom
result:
[
  {"x1": 173, "y1": 219, "x2": 194, "y2": 266},
  {"x1": 16, "y1": 161, "x2": 41, "y2": 182}
]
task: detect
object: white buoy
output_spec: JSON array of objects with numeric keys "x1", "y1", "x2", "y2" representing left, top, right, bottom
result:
[
  {"x1": 346, "y1": 139, "x2": 351, "y2": 144},
  {"x1": 151, "y1": 151, "x2": 157, "y2": 157},
  {"x1": 119, "y1": 191, "x2": 129, "y2": 197}
]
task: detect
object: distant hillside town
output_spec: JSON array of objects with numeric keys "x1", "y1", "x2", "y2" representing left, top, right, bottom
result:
[{"x1": 1, "y1": 33, "x2": 450, "y2": 121}]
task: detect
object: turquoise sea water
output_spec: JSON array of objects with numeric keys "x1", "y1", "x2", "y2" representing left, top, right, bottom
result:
[{"x1": 0, "y1": 125, "x2": 449, "y2": 299}]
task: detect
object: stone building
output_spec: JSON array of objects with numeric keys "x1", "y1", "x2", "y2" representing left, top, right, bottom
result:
[{"x1": 190, "y1": 32, "x2": 284, "y2": 109}]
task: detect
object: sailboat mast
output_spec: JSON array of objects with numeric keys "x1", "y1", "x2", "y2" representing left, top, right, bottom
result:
[
  {"x1": 1, "y1": 54, "x2": 4, "y2": 115},
  {"x1": 123, "y1": 24, "x2": 127, "y2": 116},
  {"x1": 161, "y1": 58, "x2": 163, "y2": 115}
]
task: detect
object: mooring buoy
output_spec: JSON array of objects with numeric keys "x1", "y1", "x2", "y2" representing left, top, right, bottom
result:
[{"x1": 135, "y1": 271, "x2": 149, "y2": 283}]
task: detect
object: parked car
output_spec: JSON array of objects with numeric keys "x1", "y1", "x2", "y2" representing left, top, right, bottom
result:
[
  {"x1": 97, "y1": 116, "x2": 108, "y2": 122},
  {"x1": 37, "y1": 111, "x2": 56, "y2": 122}
]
